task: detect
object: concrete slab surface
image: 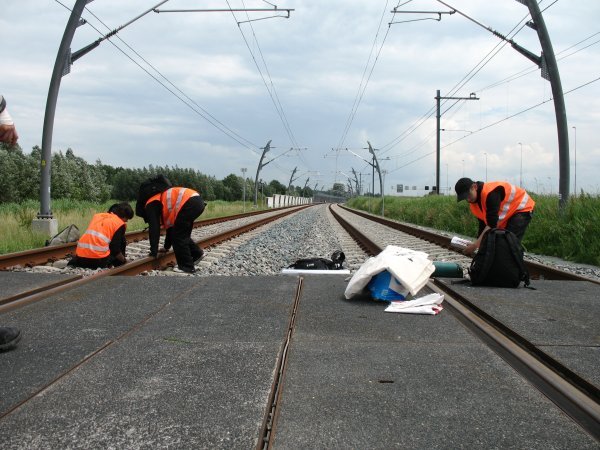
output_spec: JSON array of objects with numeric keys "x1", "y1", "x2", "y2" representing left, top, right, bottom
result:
[
  {"x1": 0, "y1": 275, "x2": 299, "y2": 448},
  {"x1": 1, "y1": 273, "x2": 598, "y2": 448},
  {"x1": 272, "y1": 275, "x2": 598, "y2": 449},
  {"x1": 0, "y1": 271, "x2": 75, "y2": 300},
  {"x1": 438, "y1": 279, "x2": 600, "y2": 387}
]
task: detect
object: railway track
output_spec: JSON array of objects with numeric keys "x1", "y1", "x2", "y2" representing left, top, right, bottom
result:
[
  {"x1": 334, "y1": 204, "x2": 600, "y2": 284},
  {"x1": 0, "y1": 205, "x2": 311, "y2": 313},
  {"x1": 0, "y1": 206, "x2": 303, "y2": 270},
  {"x1": 1, "y1": 202, "x2": 598, "y2": 442},
  {"x1": 329, "y1": 204, "x2": 600, "y2": 441}
]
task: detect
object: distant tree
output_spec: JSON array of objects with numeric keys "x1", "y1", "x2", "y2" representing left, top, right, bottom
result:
[
  {"x1": 0, "y1": 144, "x2": 302, "y2": 205},
  {"x1": 222, "y1": 173, "x2": 243, "y2": 201},
  {"x1": 268, "y1": 179, "x2": 286, "y2": 195},
  {"x1": 331, "y1": 182, "x2": 346, "y2": 197},
  {"x1": 0, "y1": 143, "x2": 38, "y2": 202}
]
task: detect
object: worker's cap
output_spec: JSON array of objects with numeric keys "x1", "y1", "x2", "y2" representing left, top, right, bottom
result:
[{"x1": 455, "y1": 177, "x2": 474, "y2": 202}]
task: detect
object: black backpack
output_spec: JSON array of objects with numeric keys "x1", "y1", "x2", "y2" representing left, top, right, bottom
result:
[
  {"x1": 468, "y1": 229, "x2": 530, "y2": 288},
  {"x1": 135, "y1": 175, "x2": 172, "y2": 221},
  {"x1": 287, "y1": 251, "x2": 345, "y2": 270}
]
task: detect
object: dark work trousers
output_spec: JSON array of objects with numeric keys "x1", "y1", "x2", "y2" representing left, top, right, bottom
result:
[
  {"x1": 171, "y1": 195, "x2": 205, "y2": 271},
  {"x1": 68, "y1": 253, "x2": 124, "y2": 269},
  {"x1": 505, "y1": 211, "x2": 533, "y2": 242}
]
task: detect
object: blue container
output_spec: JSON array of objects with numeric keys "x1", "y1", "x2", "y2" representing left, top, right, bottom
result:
[{"x1": 367, "y1": 270, "x2": 407, "y2": 301}]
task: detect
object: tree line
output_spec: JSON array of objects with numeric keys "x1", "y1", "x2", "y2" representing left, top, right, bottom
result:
[{"x1": 0, "y1": 143, "x2": 319, "y2": 204}]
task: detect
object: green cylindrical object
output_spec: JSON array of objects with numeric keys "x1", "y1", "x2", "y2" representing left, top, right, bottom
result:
[{"x1": 432, "y1": 261, "x2": 464, "y2": 278}]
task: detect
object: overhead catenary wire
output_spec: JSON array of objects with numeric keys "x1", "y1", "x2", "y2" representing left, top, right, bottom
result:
[
  {"x1": 477, "y1": 30, "x2": 600, "y2": 93},
  {"x1": 54, "y1": 0, "x2": 262, "y2": 154},
  {"x1": 240, "y1": 0, "x2": 300, "y2": 150},
  {"x1": 230, "y1": 1, "x2": 312, "y2": 178},
  {"x1": 335, "y1": 0, "x2": 395, "y2": 151},
  {"x1": 386, "y1": 74, "x2": 600, "y2": 175},
  {"x1": 225, "y1": 1, "x2": 303, "y2": 157},
  {"x1": 237, "y1": 1, "x2": 314, "y2": 173},
  {"x1": 378, "y1": 0, "x2": 560, "y2": 158}
]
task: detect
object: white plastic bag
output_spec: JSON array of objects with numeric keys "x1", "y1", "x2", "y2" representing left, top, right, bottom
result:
[{"x1": 344, "y1": 245, "x2": 435, "y2": 299}]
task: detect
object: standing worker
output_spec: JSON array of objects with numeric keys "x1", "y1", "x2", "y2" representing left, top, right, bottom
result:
[
  {"x1": 455, "y1": 177, "x2": 535, "y2": 256},
  {"x1": 143, "y1": 185, "x2": 205, "y2": 273},
  {"x1": 0, "y1": 94, "x2": 21, "y2": 351},
  {"x1": 69, "y1": 202, "x2": 134, "y2": 269}
]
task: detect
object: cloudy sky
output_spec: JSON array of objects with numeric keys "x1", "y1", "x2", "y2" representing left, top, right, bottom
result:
[{"x1": 3, "y1": 0, "x2": 599, "y2": 196}]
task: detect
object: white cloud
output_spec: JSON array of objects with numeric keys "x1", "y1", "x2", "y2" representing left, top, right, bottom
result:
[{"x1": 2, "y1": 0, "x2": 600, "y2": 195}]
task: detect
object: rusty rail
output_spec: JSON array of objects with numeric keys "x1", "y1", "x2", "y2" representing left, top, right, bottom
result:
[
  {"x1": 337, "y1": 204, "x2": 600, "y2": 284},
  {"x1": 0, "y1": 206, "x2": 298, "y2": 269},
  {"x1": 331, "y1": 204, "x2": 600, "y2": 441},
  {"x1": 0, "y1": 205, "x2": 310, "y2": 314}
]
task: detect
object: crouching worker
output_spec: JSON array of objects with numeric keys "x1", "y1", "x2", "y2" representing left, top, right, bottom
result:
[
  {"x1": 455, "y1": 177, "x2": 535, "y2": 256},
  {"x1": 144, "y1": 186, "x2": 205, "y2": 273},
  {"x1": 69, "y1": 202, "x2": 134, "y2": 269}
]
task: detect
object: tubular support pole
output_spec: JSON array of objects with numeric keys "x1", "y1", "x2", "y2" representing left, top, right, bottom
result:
[
  {"x1": 39, "y1": 0, "x2": 88, "y2": 218},
  {"x1": 524, "y1": 0, "x2": 569, "y2": 207}
]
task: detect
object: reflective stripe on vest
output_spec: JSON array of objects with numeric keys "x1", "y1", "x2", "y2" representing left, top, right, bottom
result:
[
  {"x1": 76, "y1": 213, "x2": 125, "y2": 259},
  {"x1": 161, "y1": 187, "x2": 199, "y2": 228},
  {"x1": 470, "y1": 181, "x2": 535, "y2": 229}
]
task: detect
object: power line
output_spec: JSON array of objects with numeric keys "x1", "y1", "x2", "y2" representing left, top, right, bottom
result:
[
  {"x1": 226, "y1": 0, "x2": 302, "y2": 154},
  {"x1": 379, "y1": 3, "x2": 539, "y2": 155},
  {"x1": 440, "y1": 75, "x2": 600, "y2": 149},
  {"x1": 385, "y1": 72, "x2": 600, "y2": 176},
  {"x1": 477, "y1": 30, "x2": 600, "y2": 93},
  {"x1": 54, "y1": 0, "x2": 262, "y2": 154},
  {"x1": 336, "y1": 0, "x2": 395, "y2": 150}
]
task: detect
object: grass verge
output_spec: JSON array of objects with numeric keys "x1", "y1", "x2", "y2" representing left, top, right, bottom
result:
[{"x1": 0, "y1": 199, "x2": 262, "y2": 255}]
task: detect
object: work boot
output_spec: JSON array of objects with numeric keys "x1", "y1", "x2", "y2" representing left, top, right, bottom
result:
[
  {"x1": 0, "y1": 327, "x2": 21, "y2": 352},
  {"x1": 193, "y1": 248, "x2": 205, "y2": 265}
]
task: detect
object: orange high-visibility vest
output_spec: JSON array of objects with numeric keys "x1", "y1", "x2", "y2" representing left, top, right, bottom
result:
[
  {"x1": 470, "y1": 181, "x2": 535, "y2": 229},
  {"x1": 146, "y1": 187, "x2": 199, "y2": 229},
  {"x1": 76, "y1": 213, "x2": 126, "y2": 259}
]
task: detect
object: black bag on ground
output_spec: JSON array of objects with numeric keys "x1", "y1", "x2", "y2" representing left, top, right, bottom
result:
[
  {"x1": 135, "y1": 175, "x2": 172, "y2": 221},
  {"x1": 468, "y1": 228, "x2": 530, "y2": 288},
  {"x1": 287, "y1": 251, "x2": 345, "y2": 270}
]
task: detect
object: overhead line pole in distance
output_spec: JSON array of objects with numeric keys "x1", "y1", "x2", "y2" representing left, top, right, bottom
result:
[
  {"x1": 435, "y1": 91, "x2": 479, "y2": 196},
  {"x1": 253, "y1": 140, "x2": 271, "y2": 207}
]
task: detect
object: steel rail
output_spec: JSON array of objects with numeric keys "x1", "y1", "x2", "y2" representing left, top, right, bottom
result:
[
  {"x1": 0, "y1": 205, "x2": 310, "y2": 314},
  {"x1": 337, "y1": 204, "x2": 600, "y2": 284},
  {"x1": 331, "y1": 204, "x2": 600, "y2": 441},
  {"x1": 257, "y1": 277, "x2": 304, "y2": 450},
  {"x1": 0, "y1": 206, "x2": 296, "y2": 269},
  {"x1": 431, "y1": 281, "x2": 600, "y2": 441}
]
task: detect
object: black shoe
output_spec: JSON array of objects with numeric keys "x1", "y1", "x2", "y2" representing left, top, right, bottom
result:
[
  {"x1": 193, "y1": 249, "x2": 205, "y2": 265},
  {"x1": 0, "y1": 327, "x2": 21, "y2": 352}
]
